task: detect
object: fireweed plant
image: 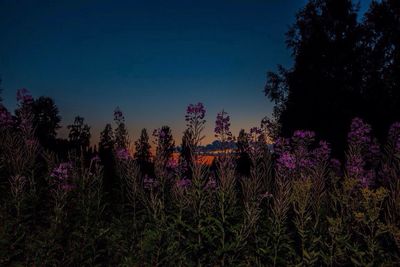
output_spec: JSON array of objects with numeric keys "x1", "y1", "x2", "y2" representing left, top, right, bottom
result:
[{"x1": 0, "y1": 92, "x2": 400, "y2": 265}]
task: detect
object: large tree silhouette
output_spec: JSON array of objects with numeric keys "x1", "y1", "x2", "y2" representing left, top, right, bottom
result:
[
  {"x1": 134, "y1": 128, "x2": 152, "y2": 175},
  {"x1": 31, "y1": 97, "x2": 61, "y2": 149},
  {"x1": 67, "y1": 116, "x2": 91, "y2": 153},
  {"x1": 265, "y1": 0, "x2": 400, "y2": 156}
]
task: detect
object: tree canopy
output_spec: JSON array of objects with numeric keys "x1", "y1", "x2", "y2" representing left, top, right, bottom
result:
[{"x1": 265, "y1": 0, "x2": 400, "y2": 156}]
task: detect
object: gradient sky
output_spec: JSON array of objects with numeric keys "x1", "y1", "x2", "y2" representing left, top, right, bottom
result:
[{"x1": 0, "y1": 0, "x2": 372, "y2": 146}]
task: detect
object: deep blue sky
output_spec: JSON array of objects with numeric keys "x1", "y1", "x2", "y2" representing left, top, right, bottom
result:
[{"x1": 0, "y1": 0, "x2": 371, "y2": 144}]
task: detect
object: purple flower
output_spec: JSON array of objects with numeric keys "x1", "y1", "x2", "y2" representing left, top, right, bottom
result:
[
  {"x1": 16, "y1": 88, "x2": 33, "y2": 104},
  {"x1": 346, "y1": 155, "x2": 364, "y2": 178},
  {"x1": 214, "y1": 110, "x2": 233, "y2": 142},
  {"x1": 277, "y1": 152, "x2": 296, "y2": 170},
  {"x1": 330, "y1": 158, "x2": 342, "y2": 176},
  {"x1": 273, "y1": 137, "x2": 290, "y2": 155},
  {"x1": 116, "y1": 148, "x2": 130, "y2": 160},
  {"x1": 185, "y1": 102, "x2": 206, "y2": 125},
  {"x1": 51, "y1": 162, "x2": 75, "y2": 192},
  {"x1": 292, "y1": 130, "x2": 315, "y2": 146},
  {"x1": 293, "y1": 130, "x2": 315, "y2": 140},
  {"x1": 348, "y1": 117, "x2": 372, "y2": 147},
  {"x1": 313, "y1": 140, "x2": 331, "y2": 162},
  {"x1": 166, "y1": 158, "x2": 179, "y2": 169},
  {"x1": 176, "y1": 177, "x2": 191, "y2": 189},
  {"x1": 205, "y1": 177, "x2": 217, "y2": 190}
]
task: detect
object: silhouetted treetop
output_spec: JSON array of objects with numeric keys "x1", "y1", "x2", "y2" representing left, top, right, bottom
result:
[{"x1": 265, "y1": 0, "x2": 400, "y2": 156}]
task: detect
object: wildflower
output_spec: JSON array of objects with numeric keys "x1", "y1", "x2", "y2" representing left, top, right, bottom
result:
[
  {"x1": 293, "y1": 130, "x2": 315, "y2": 140},
  {"x1": 273, "y1": 137, "x2": 290, "y2": 155},
  {"x1": 51, "y1": 162, "x2": 75, "y2": 192},
  {"x1": 116, "y1": 147, "x2": 130, "y2": 160},
  {"x1": 214, "y1": 110, "x2": 233, "y2": 143},
  {"x1": 205, "y1": 177, "x2": 217, "y2": 190},
  {"x1": 313, "y1": 140, "x2": 331, "y2": 162},
  {"x1": 176, "y1": 177, "x2": 191, "y2": 189},
  {"x1": 330, "y1": 158, "x2": 342, "y2": 176},
  {"x1": 348, "y1": 117, "x2": 372, "y2": 147},
  {"x1": 166, "y1": 158, "x2": 179, "y2": 169},
  {"x1": 185, "y1": 103, "x2": 206, "y2": 121},
  {"x1": 277, "y1": 152, "x2": 296, "y2": 170}
]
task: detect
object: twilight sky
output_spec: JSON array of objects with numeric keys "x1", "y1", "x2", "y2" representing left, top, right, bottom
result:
[{"x1": 0, "y1": 0, "x2": 372, "y2": 145}]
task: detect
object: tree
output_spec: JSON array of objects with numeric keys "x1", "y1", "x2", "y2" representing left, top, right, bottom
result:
[
  {"x1": 361, "y1": 0, "x2": 400, "y2": 142},
  {"x1": 236, "y1": 129, "x2": 251, "y2": 176},
  {"x1": 99, "y1": 123, "x2": 117, "y2": 196},
  {"x1": 154, "y1": 126, "x2": 175, "y2": 162},
  {"x1": 265, "y1": 0, "x2": 367, "y2": 156},
  {"x1": 114, "y1": 107, "x2": 129, "y2": 149},
  {"x1": 31, "y1": 96, "x2": 61, "y2": 148},
  {"x1": 67, "y1": 116, "x2": 91, "y2": 152},
  {"x1": 134, "y1": 128, "x2": 152, "y2": 174},
  {"x1": 99, "y1": 124, "x2": 114, "y2": 152}
]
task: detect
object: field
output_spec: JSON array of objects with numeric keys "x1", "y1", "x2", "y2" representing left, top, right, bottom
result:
[{"x1": 1, "y1": 99, "x2": 399, "y2": 266}]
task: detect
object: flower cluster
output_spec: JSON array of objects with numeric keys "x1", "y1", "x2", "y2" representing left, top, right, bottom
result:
[
  {"x1": 348, "y1": 117, "x2": 372, "y2": 148},
  {"x1": 51, "y1": 162, "x2": 75, "y2": 192},
  {"x1": 176, "y1": 177, "x2": 191, "y2": 189},
  {"x1": 205, "y1": 177, "x2": 217, "y2": 190},
  {"x1": 346, "y1": 118, "x2": 380, "y2": 188},
  {"x1": 274, "y1": 130, "x2": 331, "y2": 176},
  {"x1": 185, "y1": 103, "x2": 206, "y2": 120},
  {"x1": 277, "y1": 152, "x2": 296, "y2": 170},
  {"x1": 214, "y1": 110, "x2": 233, "y2": 142},
  {"x1": 185, "y1": 102, "x2": 206, "y2": 128},
  {"x1": 292, "y1": 130, "x2": 315, "y2": 146}
]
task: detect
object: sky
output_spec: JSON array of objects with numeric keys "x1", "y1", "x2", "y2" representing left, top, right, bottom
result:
[{"x1": 0, "y1": 0, "x2": 372, "y2": 146}]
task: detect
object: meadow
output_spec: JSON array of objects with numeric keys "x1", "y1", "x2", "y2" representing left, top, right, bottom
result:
[{"x1": 0, "y1": 91, "x2": 399, "y2": 266}]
